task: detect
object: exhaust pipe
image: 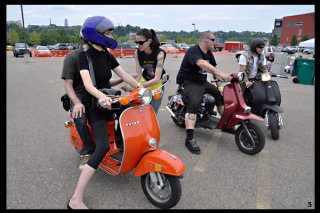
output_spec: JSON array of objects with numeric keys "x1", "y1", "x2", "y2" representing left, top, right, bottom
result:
[{"x1": 165, "y1": 106, "x2": 176, "y2": 117}]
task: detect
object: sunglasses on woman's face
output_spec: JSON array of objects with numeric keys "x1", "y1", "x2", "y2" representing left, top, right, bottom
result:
[{"x1": 135, "y1": 39, "x2": 148, "y2": 45}]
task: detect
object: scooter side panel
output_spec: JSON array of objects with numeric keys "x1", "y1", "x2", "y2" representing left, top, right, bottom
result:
[
  {"x1": 133, "y1": 150, "x2": 186, "y2": 177},
  {"x1": 119, "y1": 105, "x2": 160, "y2": 174}
]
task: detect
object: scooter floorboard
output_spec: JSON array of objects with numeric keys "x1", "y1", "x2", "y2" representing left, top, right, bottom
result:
[{"x1": 196, "y1": 115, "x2": 220, "y2": 130}]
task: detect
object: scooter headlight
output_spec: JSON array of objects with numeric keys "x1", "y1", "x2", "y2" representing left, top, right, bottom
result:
[
  {"x1": 138, "y1": 88, "x2": 152, "y2": 105},
  {"x1": 148, "y1": 138, "x2": 157, "y2": 148},
  {"x1": 261, "y1": 73, "x2": 272, "y2": 82},
  {"x1": 238, "y1": 72, "x2": 245, "y2": 83}
]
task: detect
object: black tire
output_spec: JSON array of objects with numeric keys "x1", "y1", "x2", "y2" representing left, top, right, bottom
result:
[
  {"x1": 171, "y1": 107, "x2": 186, "y2": 128},
  {"x1": 268, "y1": 111, "x2": 280, "y2": 140},
  {"x1": 235, "y1": 122, "x2": 265, "y2": 155},
  {"x1": 141, "y1": 173, "x2": 182, "y2": 209},
  {"x1": 172, "y1": 116, "x2": 185, "y2": 128}
]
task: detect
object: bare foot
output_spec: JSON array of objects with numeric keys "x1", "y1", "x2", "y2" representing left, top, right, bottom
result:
[{"x1": 68, "y1": 198, "x2": 88, "y2": 209}]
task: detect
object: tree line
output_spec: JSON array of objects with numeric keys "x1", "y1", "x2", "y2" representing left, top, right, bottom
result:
[{"x1": 7, "y1": 23, "x2": 279, "y2": 47}]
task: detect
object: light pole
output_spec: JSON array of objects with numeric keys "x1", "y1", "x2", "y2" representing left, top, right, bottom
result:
[
  {"x1": 192, "y1": 23, "x2": 195, "y2": 32},
  {"x1": 20, "y1": 5, "x2": 30, "y2": 61}
]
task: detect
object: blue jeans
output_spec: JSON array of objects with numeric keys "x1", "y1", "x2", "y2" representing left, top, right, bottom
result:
[
  {"x1": 71, "y1": 96, "x2": 95, "y2": 155},
  {"x1": 150, "y1": 85, "x2": 165, "y2": 115}
]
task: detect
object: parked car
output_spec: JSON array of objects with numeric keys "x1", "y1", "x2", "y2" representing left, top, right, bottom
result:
[
  {"x1": 281, "y1": 47, "x2": 295, "y2": 54},
  {"x1": 160, "y1": 43, "x2": 178, "y2": 54},
  {"x1": 116, "y1": 43, "x2": 137, "y2": 49},
  {"x1": 7, "y1": 45, "x2": 13, "y2": 51},
  {"x1": 266, "y1": 46, "x2": 281, "y2": 54},
  {"x1": 46, "y1": 45, "x2": 56, "y2": 50},
  {"x1": 34, "y1": 46, "x2": 52, "y2": 57},
  {"x1": 214, "y1": 43, "x2": 224, "y2": 51},
  {"x1": 303, "y1": 48, "x2": 314, "y2": 54},
  {"x1": 54, "y1": 43, "x2": 70, "y2": 50},
  {"x1": 172, "y1": 43, "x2": 190, "y2": 50},
  {"x1": 13, "y1": 43, "x2": 32, "y2": 57}
]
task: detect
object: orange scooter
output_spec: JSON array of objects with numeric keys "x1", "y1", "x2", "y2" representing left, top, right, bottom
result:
[{"x1": 64, "y1": 85, "x2": 185, "y2": 209}]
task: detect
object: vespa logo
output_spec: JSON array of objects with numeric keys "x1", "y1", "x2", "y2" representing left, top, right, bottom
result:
[{"x1": 125, "y1": 121, "x2": 140, "y2": 127}]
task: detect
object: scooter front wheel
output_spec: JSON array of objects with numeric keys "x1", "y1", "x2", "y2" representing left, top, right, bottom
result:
[
  {"x1": 268, "y1": 111, "x2": 280, "y2": 140},
  {"x1": 141, "y1": 173, "x2": 182, "y2": 209},
  {"x1": 235, "y1": 122, "x2": 265, "y2": 155}
]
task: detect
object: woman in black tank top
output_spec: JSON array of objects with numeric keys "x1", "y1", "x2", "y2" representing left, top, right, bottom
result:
[{"x1": 133, "y1": 28, "x2": 166, "y2": 114}]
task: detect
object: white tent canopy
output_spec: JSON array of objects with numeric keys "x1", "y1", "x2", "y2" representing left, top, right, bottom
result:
[{"x1": 299, "y1": 38, "x2": 314, "y2": 48}]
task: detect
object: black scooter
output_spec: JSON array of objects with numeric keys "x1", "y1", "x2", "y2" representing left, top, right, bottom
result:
[{"x1": 243, "y1": 72, "x2": 288, "y2": 140}]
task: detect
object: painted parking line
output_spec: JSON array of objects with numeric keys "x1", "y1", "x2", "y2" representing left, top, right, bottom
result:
[
  {"x1": 193, "y1": 131, "x2": 222, "y2": 173},
  {"x1": 256, "y1": 149, "x2": 271, "y2": 209}
]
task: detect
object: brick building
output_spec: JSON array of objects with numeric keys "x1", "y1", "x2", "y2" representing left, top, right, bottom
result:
[{"x1": 272, "y1": 12, "x2": 315, "y2": 46}]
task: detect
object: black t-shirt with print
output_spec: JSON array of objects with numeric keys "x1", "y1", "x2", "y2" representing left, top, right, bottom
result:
[
  {"x1": 78, "y1": 46, "x2": 119, "y2": 108},
  {"x1": 176, "y1": 44, "x2": 217, "y2": 85}
]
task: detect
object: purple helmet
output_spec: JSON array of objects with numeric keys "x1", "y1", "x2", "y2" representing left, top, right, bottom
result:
[{"x1": 81, "y1": 16, "x2": 117, "y2": 49}]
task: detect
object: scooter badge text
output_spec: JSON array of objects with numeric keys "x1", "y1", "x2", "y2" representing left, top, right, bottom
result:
[{"x1": 125, "y1": 121, "x2": 140, "y2": 126}]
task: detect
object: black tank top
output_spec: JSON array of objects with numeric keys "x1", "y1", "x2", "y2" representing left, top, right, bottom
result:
[{"x1": 137, "y1": 48, "x2": 166, "y2": 81}]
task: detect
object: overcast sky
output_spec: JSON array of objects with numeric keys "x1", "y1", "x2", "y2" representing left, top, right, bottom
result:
[{"x1": 6, "y1": 4, "x2": 315, "y2": 33}]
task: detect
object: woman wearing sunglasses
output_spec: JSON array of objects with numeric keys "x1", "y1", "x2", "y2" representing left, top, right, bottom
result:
[
  {"x1": 125, "y1": 28, "x2": 166, "y2": 114},
  {"x1": 238, "y1": 38, "x2": 267, "y2": 90}
]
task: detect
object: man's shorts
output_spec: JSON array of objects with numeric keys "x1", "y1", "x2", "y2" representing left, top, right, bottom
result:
[{"x1": 181, "y1": 81, "x2": 224, "y2": 114}]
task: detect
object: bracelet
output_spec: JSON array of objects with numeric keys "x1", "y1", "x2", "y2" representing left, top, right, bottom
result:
[
  {"x1": 218, "y1": 87, "x2": 222, "y2": 90},
  {"x1": 136, "y1": 82, "x2": 141, "y2": 88}
]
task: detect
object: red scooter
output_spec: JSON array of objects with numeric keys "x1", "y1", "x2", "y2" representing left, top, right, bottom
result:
[
  {"x1": 65, "y1": 87, "x2": 185, "y2": 209},
  {"x1": 166, "y1": 72, "x2": 265, "y2": 155}
]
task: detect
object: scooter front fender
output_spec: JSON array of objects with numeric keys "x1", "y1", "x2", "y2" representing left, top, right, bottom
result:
[
  {"x1": 260, "y1": 104, "x2": 283, "y2": 114},
  {"x1": 223, "y1": 113, "x2": 264, "y2": 128},
  {"x1": 133, "y1": 150, "x2": 186, "y2": 177}
]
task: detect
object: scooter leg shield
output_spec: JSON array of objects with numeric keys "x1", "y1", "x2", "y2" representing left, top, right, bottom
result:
[
  {"x1": 133, "y1": 150, "x2": 186, "y2": 177},
  {"x1": 224, "y1": 113, "x2": 264, "y2": 128}
]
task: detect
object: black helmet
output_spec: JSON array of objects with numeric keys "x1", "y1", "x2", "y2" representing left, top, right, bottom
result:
[{"x1": 250, "y1": 38, "x2": 265, "y2": 54}]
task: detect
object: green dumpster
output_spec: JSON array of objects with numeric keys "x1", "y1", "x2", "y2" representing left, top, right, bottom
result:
[{"x1": 291, "y1": 58, "x2": 315, "y2": 85}]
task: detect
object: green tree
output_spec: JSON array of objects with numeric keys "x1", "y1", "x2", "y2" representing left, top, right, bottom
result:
[
  {"x1": 301, "y1": 34, "x2": 309, "y2": 42},
  {"x1": 160, "y1": 35, "x2": 167, "y2": 42},
  {"x1": 8, "y1": 30, "x2": 19, "y2": 44},
  {"x1": 247, "y1": 37, "x2": 253, "y2": 45},
  {"x1": 189, "y1": 35, "x2": 197, "y2": 44},
  {"x1": 40, "y1": 29, "x2": 50, "y2": 45},
  {"x1": 175, "y1": 35, "x2": 183, "y2": 43},
  {"x1": 58, "y1": 28, "x2": 69, "y2": 43},
  {"x1": 28, "y1": 31, "x2": 41, "y2": 46},
  {"x1": 290, "y1": 34, "x2": 297, "y2": 46},
  {"x1": 269, "y1": 34, "x2": 278, "y2": 46}
]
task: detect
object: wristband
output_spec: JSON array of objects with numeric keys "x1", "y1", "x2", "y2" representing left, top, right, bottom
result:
[
  {"x1": 136, "y1": 82, "x2": 141, "y2": 88},
  {"x1": 218, "y1": 87, "x2": 222, "y2": 90}
]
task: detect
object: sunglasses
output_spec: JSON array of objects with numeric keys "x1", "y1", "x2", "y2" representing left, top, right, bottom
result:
[
  {"x1": 207, "y1": 38, "x2": 215, "y2": 42},
  {"x1": 135, "y1": 39, "x2": 148, "y2": 45},
  {"x1": 257, "y1": 46, "x2": 265, "y2": 49}
]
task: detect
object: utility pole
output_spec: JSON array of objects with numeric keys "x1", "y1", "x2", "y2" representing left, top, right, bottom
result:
[{"x1": 20, "y1": 5, "x2": 30, "y2": 61}]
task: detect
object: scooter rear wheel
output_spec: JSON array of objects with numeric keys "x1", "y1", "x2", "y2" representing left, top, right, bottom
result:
[
  {"x1": 141, "y1": 173, "x2": 182, "y2": 209},
  {"x1": 235, "y1": 122, "x2": 265, "y2": 155}
]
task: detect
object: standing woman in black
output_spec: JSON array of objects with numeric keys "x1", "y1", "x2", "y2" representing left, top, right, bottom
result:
[{"x1": 68, "y1": 16, "x2": 141, "y2": 209}]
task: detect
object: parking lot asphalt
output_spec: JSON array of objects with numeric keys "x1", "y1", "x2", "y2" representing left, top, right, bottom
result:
[{"x1": 6, "y1": 51, "x2": 314, "y2": 209}]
